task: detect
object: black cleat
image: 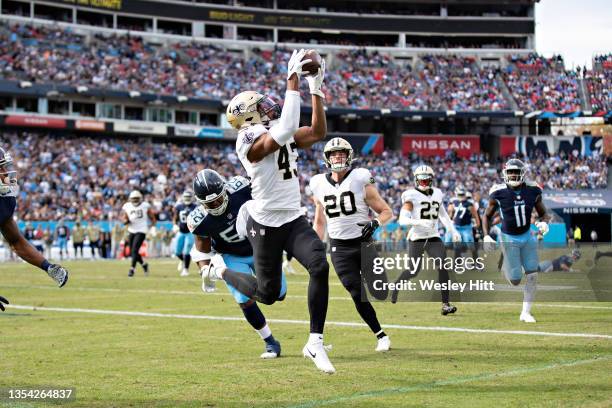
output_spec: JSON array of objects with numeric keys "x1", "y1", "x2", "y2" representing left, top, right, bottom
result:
[
  {"x1": 128, "y1": 268, "x2": 135, "y2": 278},
  {"x1": 442, "y1": 303, "x2": 457, "y2": 315},
  {"x1": 143, "y1": 263, "x2": 149, "y2": 276}
]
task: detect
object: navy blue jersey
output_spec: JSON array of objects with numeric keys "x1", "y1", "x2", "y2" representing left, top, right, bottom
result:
[
  {"x1": 24, "y1": 228, "x2": 35, "y2": 241},
  {"x1": 451, "y1": 198, "x2": 474, "y2": 227},
  {"x1": 0, "y1": 197, "x2": 16, "y2": 226},
  {"x1": 489, "y1": 181, "x2": 542, "y2": 235},
  {"x1": 56, "y1": 226, "x2": 69, "y2": 237},
  {"x1": 175, "y1": 202, "x2": 198, "y2": 234},
  {"x1": 187, "y1": 176, "x2": 252, "y2": 257},
  {"x1": 552, "y1": 255, "x2": 574, "y2": 271}
]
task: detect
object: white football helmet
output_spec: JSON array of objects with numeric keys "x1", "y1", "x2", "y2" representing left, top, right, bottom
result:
[
  {"x1": 413, "y1": 165, "x2": 435, "y2": 191},
  {"x1": 226, "y1": 91, "x2": 281, "y2": 130},
  {"x1": 455, "y1": 185, "x2": 467, "y2": 199},
  {"x1": 502, "y1": 158, "x2": 527, "y2": 188},
  {"x1": 323, "y1": 137, "x2": 353, "y2": 172},
  {"x1": 129, "y1": 190, "x2": 143, "y2": 205},
  {"x1": 0, "y1": 147, "x2": 17, "y2": 195}
]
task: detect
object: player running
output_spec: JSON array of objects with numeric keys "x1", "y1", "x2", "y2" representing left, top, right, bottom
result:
[
  {"x1": 0, "y1": 147, "x2": 68, "y2": 311},
  {"x1": 310, "y1": 137, "x2": 393, "y2": 352},
  {"x1": 174, "y1": 190, "x2": 197, "y2": 277},
  {"x1": 394, "y1": 165, "x2": 462, "y2": 315},
  {"x1": 188, "y1": 169, "x2": 286, "y2": 359},
  {"x1": 482, "y1": 158, "x2": 550, "y2": 323},
  {"x1": 121, "y1": 190, "x2": 156, "y2": 277},
  {"x1": 202, "y1": 49, "x2": 335, "y2": 373}
]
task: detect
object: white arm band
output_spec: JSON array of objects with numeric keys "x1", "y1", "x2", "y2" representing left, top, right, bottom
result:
[
  {"x1": 398, "y1": 208, "x2": 412, "y2": 226},
  {"x1": 269, "y1": 90, "x2": 300, "y2": 146},
  {"x1": 190, "y1": 246, "x2": 215, "y2": 263}
]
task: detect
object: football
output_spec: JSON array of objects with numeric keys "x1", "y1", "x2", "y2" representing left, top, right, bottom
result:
[{"x1": 302, "y1": 49, "x2": 322, "y2": 76}]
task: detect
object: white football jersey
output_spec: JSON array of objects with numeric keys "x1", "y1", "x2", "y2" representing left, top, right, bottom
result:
[
  {"x1": 236, "y1": 123, "x2": 301, "y2": 227},
  {"x1": 122, "y1": 201, "x2": 151, "y2": 234},
  {"x1": 310, "y1": 168, "x2": 373, "y2": 240},
  {"x1": 401, "y1": 187, "x2": 445, "y2": 240}
]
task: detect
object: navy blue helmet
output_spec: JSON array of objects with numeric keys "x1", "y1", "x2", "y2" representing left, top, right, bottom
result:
[{"x1": 193, "y1": 169, "x2": 228, "y2": 216}]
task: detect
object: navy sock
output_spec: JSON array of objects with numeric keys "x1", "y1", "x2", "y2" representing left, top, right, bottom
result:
[
  {"x1": 184, "y1": 254, "x2": 191, "y2": 269},
  {"x1": 241, "y1": 302, "x2": 266, "y2": 331},
  {"x1": 264, "y1": 335, "x2": 277, "y2": 345},
  {"x1": 177, "y1": 254, "x2": 184, "y2": 261}
]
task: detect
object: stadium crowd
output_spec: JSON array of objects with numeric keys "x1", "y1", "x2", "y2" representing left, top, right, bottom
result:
[
  {"x1": 1, "y1": 22, "x2": 609, "y2": 113},
  {"x1": 3, "y1": 131, "x2": 607, "y2": 224}
]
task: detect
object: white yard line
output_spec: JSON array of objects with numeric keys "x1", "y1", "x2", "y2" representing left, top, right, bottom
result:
[{"x1": 6, "y1": 304, "x2": 612, "y2": 340}]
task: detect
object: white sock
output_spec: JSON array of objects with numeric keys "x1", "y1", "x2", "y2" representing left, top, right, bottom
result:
[
  {"x1": 522, "y1": 272, "x2": 538, "y2": 314},
  {"x1": 256, "y1": 324, "x2": 272, "y2": 340},
  {"x1": 308, "y1": 333, "x2": 323, "y2": 344}
]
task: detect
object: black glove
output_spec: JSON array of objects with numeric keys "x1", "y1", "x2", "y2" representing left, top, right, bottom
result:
[
  {"x1": 357, "y1": 219, "x2": 380, "y2": 240},
  {"x1": 0, "y1": 295, "x2": 9, "y2": 312}
]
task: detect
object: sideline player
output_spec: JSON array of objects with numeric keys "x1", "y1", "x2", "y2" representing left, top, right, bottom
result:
[
  {"x1": 394, "y1": 165, "x2": 461, "y2": 315},
  {"x1": 121, "y1": 190, "x2": 156, "y2": 277},
  {"x1": 538, "y1": 249, "x2": 581, "y2": 272},
  {"x1": 0, "y1": 147, "x2": 68, "y2": 311},
  {"x1": 203, "y1": 49, "x2": 335, "y2": 373},
  {"x1": 482, "y1": 158, "x2": 550, "y2": 323},
  {"x1": 445, "y1": 185, "x2": 481, "y2": 260},
  {"x1": 174, "y1": 190, "x2": 197, "y2": 277},
  {"x1": 310, "y1": 137, "x2": 392, "y2": 352},
  {"x1": 188, "y1": 169, "x2": 285, "y2": 359}
]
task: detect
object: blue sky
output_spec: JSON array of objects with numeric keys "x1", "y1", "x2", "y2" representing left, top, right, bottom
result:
[{"x1": 535, "y1": 0, "x2": 612, "y2": 69}]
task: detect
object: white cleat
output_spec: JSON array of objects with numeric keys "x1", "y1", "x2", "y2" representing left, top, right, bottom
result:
[
  {"x1": 375, "y1": 335, "x2": 391, "y2": 352},
  {"x1": 520, "y1": 312, "x2": 536, "y2": 323},
  {"x1": 177, "y1": 261, "x2": 183, "y2": 272},
  {"x1": 180, "y1": 269, "x2": 189, "y2": 277},
  {"x1": 303, "y1": 341, "x2": 336, "y2": 374}
]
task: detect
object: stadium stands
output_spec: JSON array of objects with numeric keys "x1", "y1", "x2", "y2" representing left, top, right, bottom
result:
[
  {"x1": 1, "y1": 22, "x2": 608, "y2": 113},
  {"x1": 3, "y1": 131, "x2": 606, "y2": 222}
]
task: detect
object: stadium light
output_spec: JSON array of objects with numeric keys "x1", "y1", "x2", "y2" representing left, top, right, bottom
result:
[
  {"x1": 76, "y1": 86, "x2": 89, "y2": 93},
  {"x1": 46, "y1": 90, "x2": 60, "y2": 98},
  {"x1": 177, "y1": 95, "x2": 188, "y2": 103},
  {"x1": 129, "y1": 91, "x2": 141, "y2": 98},
  {"x1": 514, "y1": 111, "x2": 525, "y2": 117},
  {"x1": 446, "y1": 110, "x2": 456, "y2": 117},
  {"x1": 380, "y1": 108, "x2": 391, "y2": 115},
  {"x1": 19, "y1": 81, "x2": 32, "y2": 89}
]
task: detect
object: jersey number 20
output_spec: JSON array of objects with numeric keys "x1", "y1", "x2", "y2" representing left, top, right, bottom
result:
[{"x1": 324, "y1": 192, "x2": 357, "y2": 218}]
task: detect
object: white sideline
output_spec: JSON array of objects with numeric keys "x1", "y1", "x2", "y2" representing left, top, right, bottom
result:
[{"x1": 6, "y1": 304, "x2": 612, "y2": 339}]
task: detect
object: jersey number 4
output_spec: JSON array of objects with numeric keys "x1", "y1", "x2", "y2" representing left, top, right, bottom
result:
[
  {"x1": 277, "y1": 143, "x2": 298, "y2": 180},
  {"x1": 324, "y1": 192, "x2": 357, "y2": 218},
  {"x1": 420, "y1": 202, "x2": 440, "y2": 220}
]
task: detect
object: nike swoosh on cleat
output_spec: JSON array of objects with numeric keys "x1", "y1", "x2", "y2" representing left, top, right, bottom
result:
[{"x1": 306, "y1": 348, "x2": 316, "y2": 358}]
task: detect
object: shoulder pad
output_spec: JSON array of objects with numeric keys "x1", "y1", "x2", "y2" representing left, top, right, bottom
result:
[
  {"x1": 227, "y1": 176, "x2": 250, "y2": 193},
  {"x1": 489, "y1": 183, "x2": 506, "y2": 195},
  {"x1": 186, "y1": 206, "x2": 208, "y2": 234},
  {"x1": 525, "y1": 180, "x2": 542, "y2": 191}
]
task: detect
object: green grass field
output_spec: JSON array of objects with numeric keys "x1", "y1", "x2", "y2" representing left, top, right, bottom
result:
[{"x1": 1, "y1": 259, "x2": 611, "y2": 407}]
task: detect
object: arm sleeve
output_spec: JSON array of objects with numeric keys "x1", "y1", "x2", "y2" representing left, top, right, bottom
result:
[{"x1": 269, "y1": 90, "x2": 300, "y2": 146}]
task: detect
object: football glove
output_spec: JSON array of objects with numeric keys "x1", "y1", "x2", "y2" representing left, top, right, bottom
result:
[
  {"x1": 47, "y1": 264, "x2": 69, "y2": 288},
  {"x1": 172, "y1": 224, "x2": 180, "y2": 234},
  {"x1": 535, "y1": 221, "x2": 549, "y2": 236},
  {"x1": 287, "y1": 49, "x2": 311, "y2": 80},
  {"x1": 451, "y1": 229, "x2": 462, "y2": 243},
  {"x1": 357, "y1": 219, "x2": 380, "y2": 241},
  {"x1": 306, "y1": 58, "x2": 326, "y2": 98},
  {"x1": 0, "y1": 295, "x2": 8, "y2": 311},
  {"x1": 483, "y1": 235, "x2": 497, "y2": 251}
]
